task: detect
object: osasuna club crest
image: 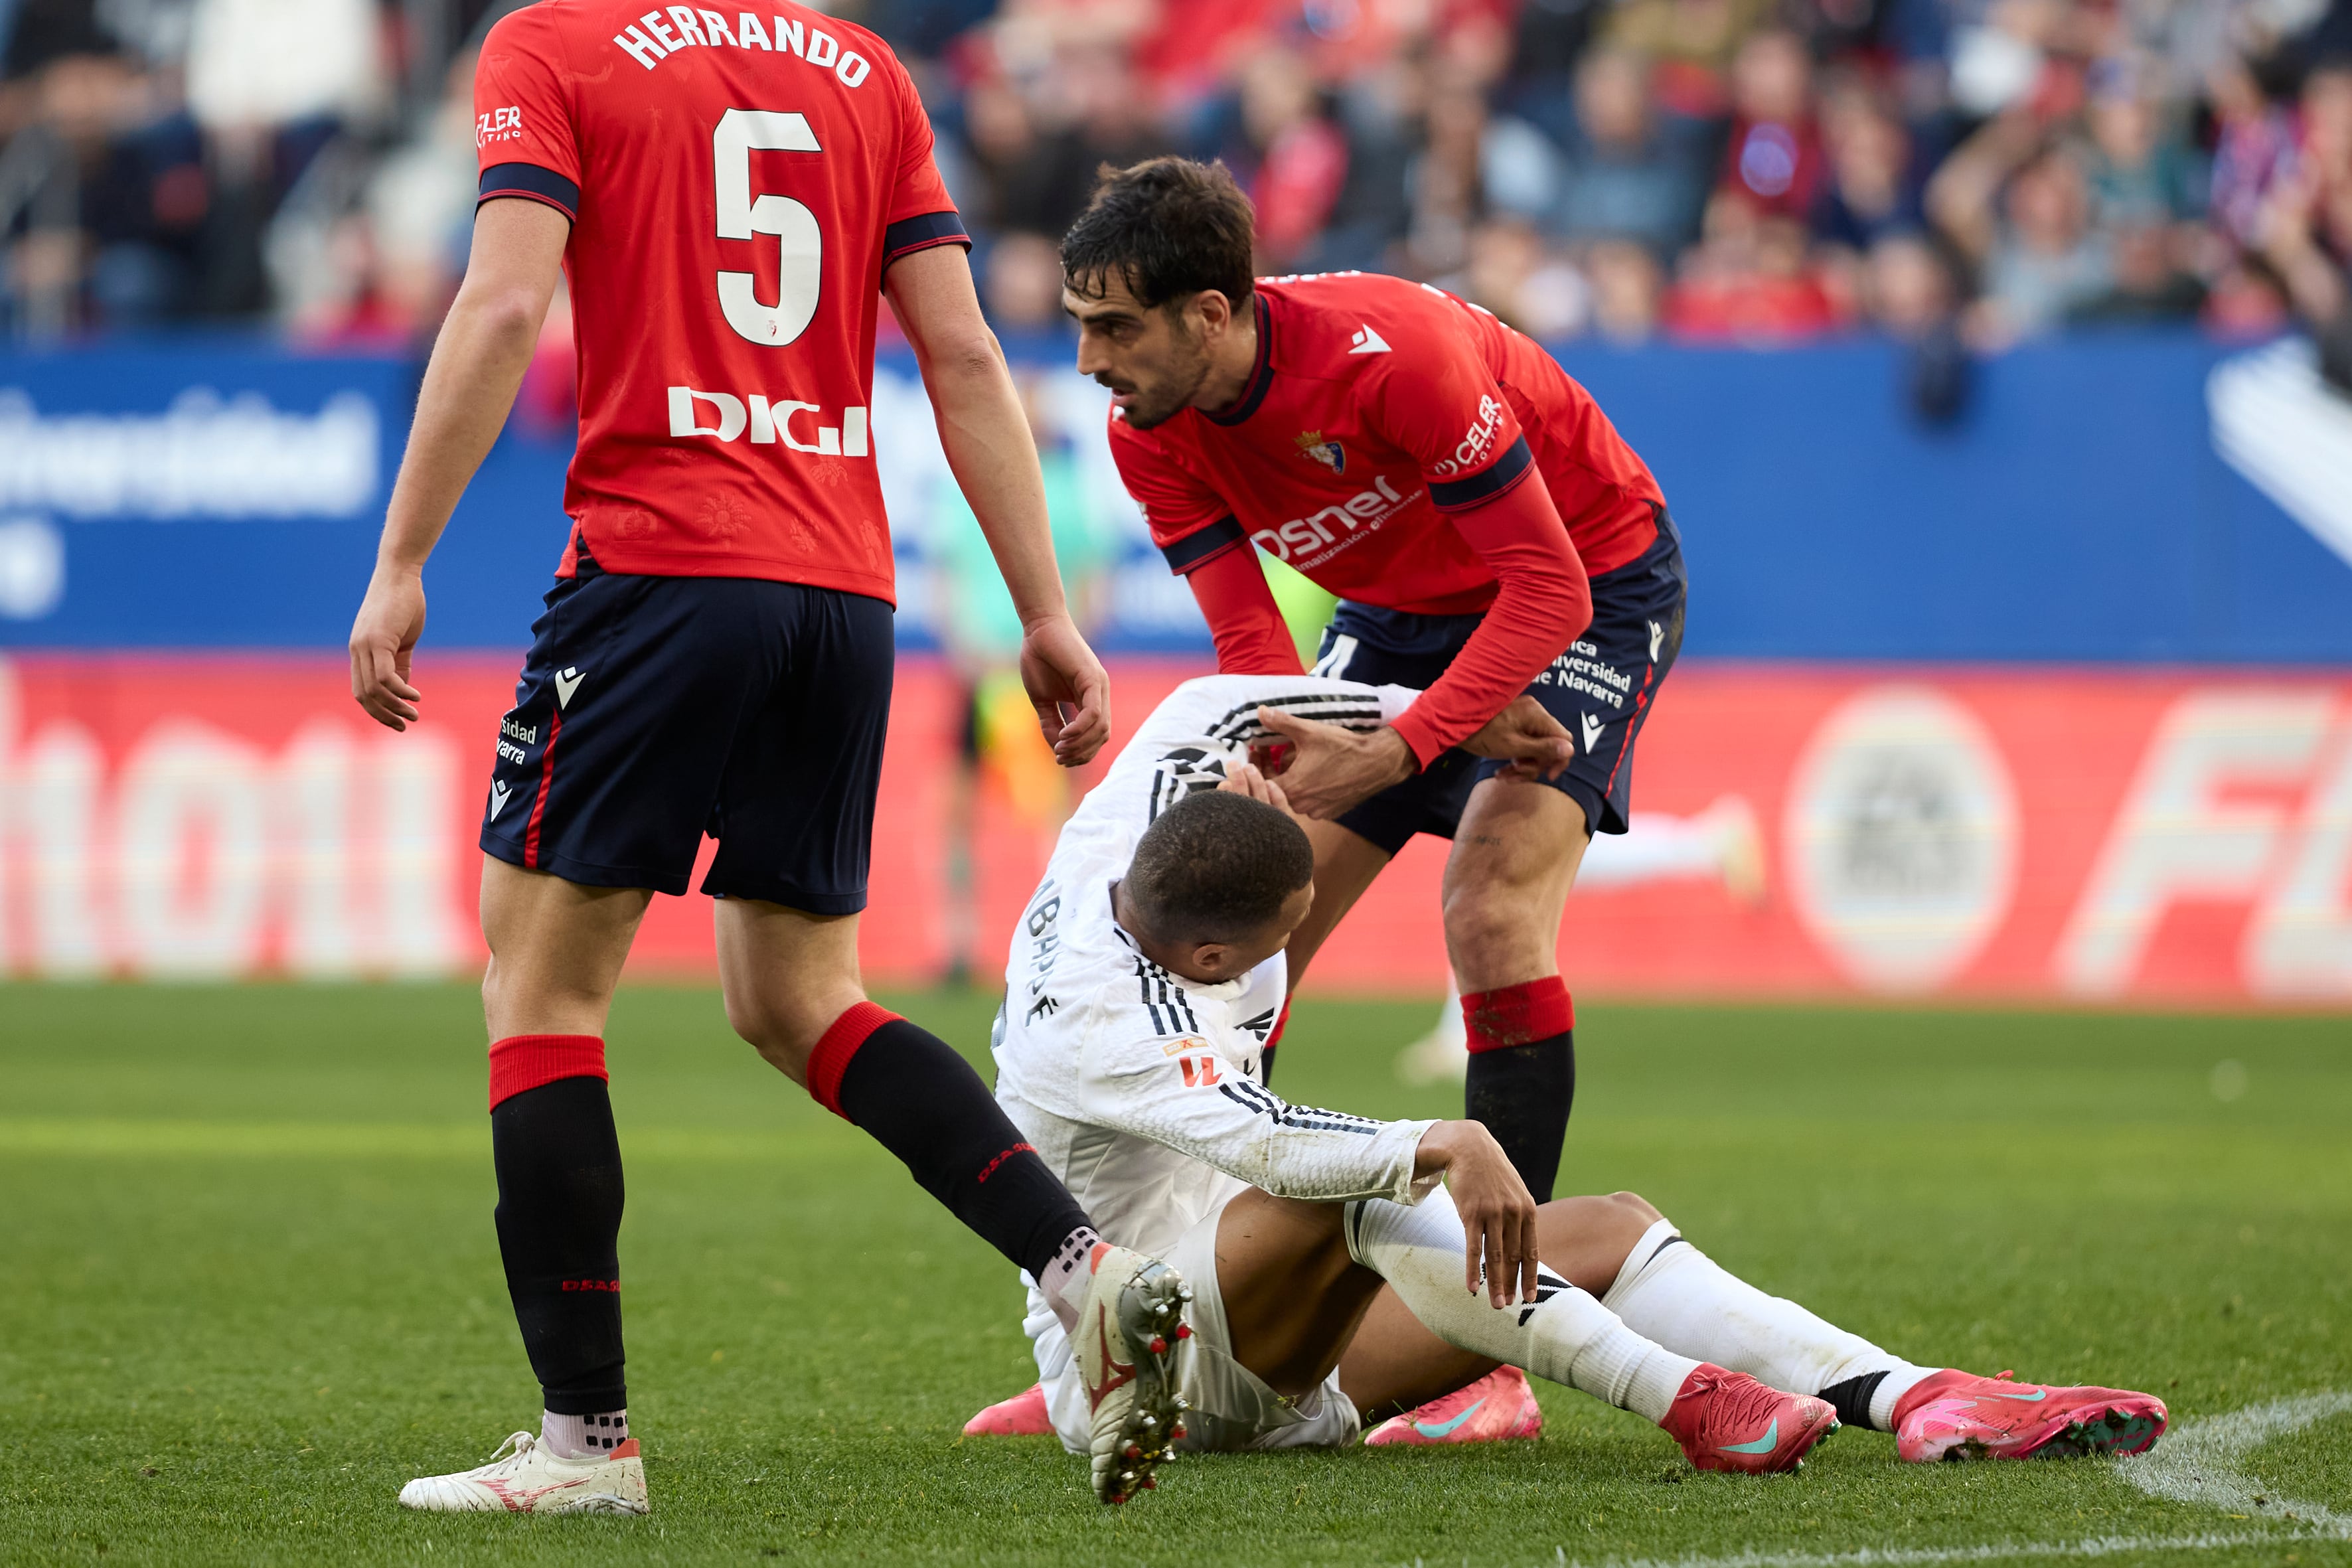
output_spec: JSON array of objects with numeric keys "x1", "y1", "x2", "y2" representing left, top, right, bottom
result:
[{"x1": 1294, "y1": 430, "x2": 1347, "y2": 475}]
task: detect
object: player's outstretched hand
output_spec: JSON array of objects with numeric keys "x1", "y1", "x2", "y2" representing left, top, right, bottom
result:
[
  {"x1": 1020, "y1": 614, "x2": 1112, "y2": 767},
  {"x1": 350, "y1": 565, "x2": 428, "y2": 732},
  {"x1": 1414, "y1": 1120, "x2": 1541, "y2": 1309},
  {"x1": 1215, "y1": 761, "x2": 1298, "y2": 819},
  {"x1": 1253, "y1": 706, "x2": 1419, "y2": 820},
  {"x1": 1462, "y1": 695, "x2": 1574, "y2": 782}
]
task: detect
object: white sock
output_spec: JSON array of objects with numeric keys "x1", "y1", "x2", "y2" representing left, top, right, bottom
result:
[
  {"x1": 541, "y1": 1408, "x2": 629, "y2": 1459},
  {"x1": 1602, "y1": 1218, "x2": 1937, "y2": 1429},
  {"x1": 1038, "y1": 1224, "x2": 1103, "y2": 1335},
  {"x1": 1346, "y1": 1193, "x2": 1698, "y2": 1423}
]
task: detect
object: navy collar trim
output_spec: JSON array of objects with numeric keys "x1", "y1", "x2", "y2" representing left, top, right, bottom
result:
[{"x1": 1203, "y1": 294, "x2": 1274, "y2": 426}]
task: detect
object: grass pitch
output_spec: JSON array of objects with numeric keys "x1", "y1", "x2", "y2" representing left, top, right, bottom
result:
[{"x1": 1, "y1": 984, "x2": 2347, "y2": 1567}]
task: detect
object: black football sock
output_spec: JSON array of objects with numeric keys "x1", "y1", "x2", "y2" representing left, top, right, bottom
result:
[
  {"x1": 1464, "y1": 1035, "x2": 1575, "y2": 1203},
  {"x1": 1460, "y1": 979, "x2": 1577, "y2": 1202},
  {"x1": 491, "y1": 1073, "x2": 628, "y2": 1415},
  {"x1": 1818, "y1": 1371, "x2": 1893, "y2": 1432},
  {"x1": 812, "y1": 1004, "x2": 1091, "y2": 1283}
]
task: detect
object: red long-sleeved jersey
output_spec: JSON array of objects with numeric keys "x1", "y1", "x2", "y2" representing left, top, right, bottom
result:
[{"x1": 1109, "y1": 272, "x2": 1664, "y2": 765}]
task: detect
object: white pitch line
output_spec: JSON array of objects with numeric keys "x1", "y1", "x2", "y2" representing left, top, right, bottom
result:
[
  {"x1": 1549, "y1": 1391, "x2": 2352, "y2": 1568},
  {"x1": 1558, "y1": 1528, "x2": 2321, "y2": 1568},
  {"x1": 2120, "y1": 1389, "x2": 2352, "y2": 1535}
]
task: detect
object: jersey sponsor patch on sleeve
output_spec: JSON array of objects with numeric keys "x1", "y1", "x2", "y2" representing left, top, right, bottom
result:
[{"x1": 477, "y1": 106, "x2": 526, "y2": 147}]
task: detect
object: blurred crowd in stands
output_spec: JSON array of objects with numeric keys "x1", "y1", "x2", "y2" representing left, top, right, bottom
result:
[{"x1": 5, "y1": 0, "x2": 2352, "y2": 353}]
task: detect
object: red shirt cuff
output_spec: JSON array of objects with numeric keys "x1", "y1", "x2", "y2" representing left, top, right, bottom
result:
[{"x1": 1389, "y1": 708, "x2": 1446, "y2": 770}]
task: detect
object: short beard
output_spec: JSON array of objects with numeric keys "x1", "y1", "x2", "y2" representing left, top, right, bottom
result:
[{"x1": 1123, "y1": 319, "x2": 1214, "y2": 430}]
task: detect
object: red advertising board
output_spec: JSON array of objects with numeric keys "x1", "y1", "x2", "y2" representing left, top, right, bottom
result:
[{"x1": 2, "y1": 653, "x2": 2347, "y2": 1006}]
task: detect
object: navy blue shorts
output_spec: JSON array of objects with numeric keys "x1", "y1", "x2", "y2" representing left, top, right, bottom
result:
[
  {"x1": 1310, "y1": 512, "x2": 1686, "y2": 851},
  {"x1": 479, "y1": 561, "x2": 894, "y2": 915}
]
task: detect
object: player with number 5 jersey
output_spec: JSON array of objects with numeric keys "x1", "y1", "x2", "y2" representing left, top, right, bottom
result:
[
  {"x1": 473, "y1": 1, "x2": 965, "y2": 591},
  {"x1": 349, "y1": 0, "x2": 1193, "y2": 1515}
]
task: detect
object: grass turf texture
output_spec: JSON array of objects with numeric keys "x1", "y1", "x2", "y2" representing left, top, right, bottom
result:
[{"x1": 1, "y1": 985, "x2": 2347, "y2": 1567}]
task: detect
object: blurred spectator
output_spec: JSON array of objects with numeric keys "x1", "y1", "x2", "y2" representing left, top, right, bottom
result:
[
  {"x1": 1931, "y1": 123, "x2": 2112, "y2": 342},
  {"x1": 2069, "y1": 217, "x2": 2209, "y2": 321},
  {"x1": 1718, "y1": 30, "x2": 1826, "y2": 221},
  {"x1": 1401, "y1": 69, "x2": 1486, "y2": 277},
  {"x1": 982, "y1": 228, "x2": 1071, "y2": 333},
  {"x1": 2262, "y1": 58, "x2": 2352, "y2": 331},
  {"x1": 1585, "y1": 236, "x2": 1666, "y2": 340},
  {"x1": 1665, "y1": 191, "x2": 1842, "y2": 337},
  {"x1": 2207, "y1": 51, "x2": 2298, "y2": 252},
  {"x1": 3, "y1": 0, "x2": 117, "y2": 79},
  {"x1": 961, "y1": 78, "x2": 1097, "y2": 236},
  {"x1": 1552, "y1": 47, "x2": 1707, "y2": 256},
  {"x1": 1603, "y1": 0, "x2": 1774, "y2": 118},
  {"x1": 277, "y1": 49, "x2": 473, "y2": 344},
  {"x1": 1812, "y1": 88, "x2": 1925, "y2": 252},
  {"x1": 1505, "y1": 0, "x2": 1610, "y2": 144},
  {"x1": 3, "y1": 0, "x2": 2345, "y2": 347},
  {"x1": 1462, "y1": 216, "x2": 1589, "y2": 337},
  {"x1": 2078, "y1": 56, "x2": 2199, "y2": 228},
  {"x1": 1237, "y1": 49, "x2": 1349, "y2": 268},
  {"x1": 1863, "y1": 230, "x2": 1958, "y2": 336}
]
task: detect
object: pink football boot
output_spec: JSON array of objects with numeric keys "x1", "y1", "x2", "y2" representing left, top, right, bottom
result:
[
  {"x1": 1364, "y1": 1366, "x2": 1545, "y2": 1447},
  {"x1": 1893, "y1": 1370, "x2": 2167, "y2": 1462},
  {"x1": 963, "y1": 1383, "x2": 1056, "y2": 1437},
  {"x1": 1659, "y1": 1366, "x2": 1839, "y2": 1474}
]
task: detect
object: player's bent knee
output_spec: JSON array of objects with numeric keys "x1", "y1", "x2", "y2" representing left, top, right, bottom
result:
[
  {"x1": 1441, "y1": 884, "x2": 1526, "y2": 947},
  {"x1": 1607, "y1": 1190, "x2": 1664, "y2": 1223},
  {"x1": 724, "y1": 996, "x2": 812, "y2": 1080}
]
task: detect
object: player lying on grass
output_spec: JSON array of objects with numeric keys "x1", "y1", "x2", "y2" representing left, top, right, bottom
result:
[{"x1": 977, "y1": 674, "x2": 2169, "y2": 1468}]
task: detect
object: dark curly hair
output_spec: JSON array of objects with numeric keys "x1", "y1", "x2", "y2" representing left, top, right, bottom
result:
[
  {"x1": 1060, "y1": 157, "x2": 1257, "y2": 313},
  {"x1": 1123, "y1": 789, "x2": 1312, "y2": 945}
]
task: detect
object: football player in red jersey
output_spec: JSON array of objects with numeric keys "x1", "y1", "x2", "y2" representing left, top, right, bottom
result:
[
  {"x1": 1058, "y1": 157, "x2": 1687, "y2": 1215},
  {"x1": 349, "y1": 3, "x2": 1188, "y2": 1510}
]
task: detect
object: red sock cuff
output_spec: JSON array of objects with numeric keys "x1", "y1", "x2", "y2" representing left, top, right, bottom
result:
[
  {"x1": 488, "y1": 1034, "x2": 608, "y2": 1111},
  {"x1": 1460, "y1": 977, "x2": 1574, "y2": 1054},
  {"x1": 1266, "y1": 996, "x2": 1294, "y2": 1052},
  {"x1": 806, "y1": 1000, "x2": 902, "y2": 1119}
]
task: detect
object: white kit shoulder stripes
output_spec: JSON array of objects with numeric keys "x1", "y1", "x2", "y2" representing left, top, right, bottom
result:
[{"x1": 989, "y1": 675, "x2": 1438, "y2": 1264}]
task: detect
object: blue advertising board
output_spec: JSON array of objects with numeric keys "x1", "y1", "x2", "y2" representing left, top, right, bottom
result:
[{"x1": 1, "y1": 331, "x2": 2348, "y2": 662}]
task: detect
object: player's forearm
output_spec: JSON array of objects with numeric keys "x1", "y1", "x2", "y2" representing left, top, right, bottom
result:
[
  {"x1": 1187, "y1": 546, "x2": 1306, "y2": 676},
  {"x1": 376, "y1": 292, "x2": 545, "y2": 571},
  {"x1": 921, "y1": 335, "x2": 1071, "y2": 628},
  {"x1": 1113, "y1": 1083, "x2": 1434, "y2": 1204},
  {"x1": 1393, "y1": 488, "x2": 1592, "y2": 765}
]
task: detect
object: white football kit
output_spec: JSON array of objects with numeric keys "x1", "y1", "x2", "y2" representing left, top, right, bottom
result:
[{"x1": 992, "y1": 674, "x2": 1443, "y2": 1453}]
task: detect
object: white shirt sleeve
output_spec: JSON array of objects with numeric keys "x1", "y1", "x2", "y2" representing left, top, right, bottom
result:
[{"x1": 1021, "y1": 987, "x2": 1436, "y2": 1204}]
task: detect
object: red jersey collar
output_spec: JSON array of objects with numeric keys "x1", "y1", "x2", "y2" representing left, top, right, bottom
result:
[{"x1": 1202, "y1": 293, "x2": 1275, "y2": 426}]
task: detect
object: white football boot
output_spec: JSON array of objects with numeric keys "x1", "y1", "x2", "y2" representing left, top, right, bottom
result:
[
  {"x1": 1074, "y1": 1243, "x2": 1192, "y2": 1504},
  {"x1": 398, "y1": 1429, "x2": 647, "y2": 1515}
]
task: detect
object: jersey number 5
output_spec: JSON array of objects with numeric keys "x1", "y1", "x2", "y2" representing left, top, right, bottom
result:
[{"x1": 714, "y1": 108, "x2": 821, "y2": 347}]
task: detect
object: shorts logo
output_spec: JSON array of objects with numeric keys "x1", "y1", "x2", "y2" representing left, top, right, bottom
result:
[
  {"x1": 1178, "y1": 1054, "x2": 1223, "y2": 1087},
  {"x1": 1294, "y1": 430, "x2": 1347, "y2": 475},
  {"x1": 488, "y1": 781, "x2": 512, "y2": 820},
  {"x1": 1650, "y1": 620, "x2": 1665, "y2": 660},
  {"x1": 554, "y1": 666, "x2": 585, "y2": 710},
  {"x1": 1581, "y1": 712, "x2": 1605, "y2": 753}
]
